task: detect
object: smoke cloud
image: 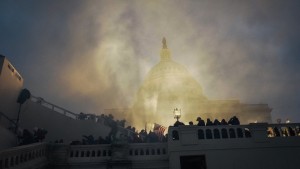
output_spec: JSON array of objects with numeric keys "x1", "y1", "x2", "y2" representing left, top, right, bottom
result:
[{"x1": 0, "y1": 0, "x2": 300, "y2": 126}]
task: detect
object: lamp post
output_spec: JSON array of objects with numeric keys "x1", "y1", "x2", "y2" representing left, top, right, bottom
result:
[{"x1": 173, "y1": 108, "x2": 181, "y2": 122}]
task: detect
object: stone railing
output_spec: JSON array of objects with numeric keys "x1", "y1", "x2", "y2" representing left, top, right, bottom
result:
[
  {"x1": 30, "y1": 96, "x2": 78, "y2": 119},
  {"x1": 168, "y1": 123, "x2": 300, "y2": 143},
  {"x1": 67, "y1": 143, "x2": 168, "y2": 160},
  {"x1": 50, "y1": 142, "x2": 168, "y2": 169},
  {"x1": 68, "y1": 144, "x2": 112, "y2": 163},
  {"x1": 168, "y1": 124, "x2": 253, "y2": 142},
  {"x1": 127, "y1": 143, "x2": 168, "y2": 160},
  {"x1": 0, "y1": 142, "x2": 48, "y2": 169}
]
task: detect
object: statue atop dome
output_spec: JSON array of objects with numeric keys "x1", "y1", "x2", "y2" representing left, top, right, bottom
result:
[
  {"x1": 160, "y1": 37, "x2": 171, "y2": 61},
  {"x1": 162, "y1": 37, "x2": 167, "y2": 49}
]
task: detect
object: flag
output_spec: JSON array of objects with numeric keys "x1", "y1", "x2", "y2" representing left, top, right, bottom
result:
[{"x1": 153, "y1": 123, "x2": 166, "y2": 141}]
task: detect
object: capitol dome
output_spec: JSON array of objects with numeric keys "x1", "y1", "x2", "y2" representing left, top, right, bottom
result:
[{"x1": 130, "y1": 38, "x2": 207, "y2": 129}]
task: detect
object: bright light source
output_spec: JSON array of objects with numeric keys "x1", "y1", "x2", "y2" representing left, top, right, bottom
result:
[{"x1": 173, "y1": 108, "x2": 181, "y2": 121}]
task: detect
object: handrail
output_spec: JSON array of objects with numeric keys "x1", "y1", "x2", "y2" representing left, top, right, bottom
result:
[
  {"x1": 30, "y1": 95, "x2": 78, "y2": 119},
  {"x1": 0, "y1": 111, "x2": 17, "y2": 127}
]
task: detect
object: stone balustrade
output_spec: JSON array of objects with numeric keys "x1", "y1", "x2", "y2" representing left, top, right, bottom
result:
[
  {"x1": 168, "y1": 123, "x2": 300, "y2": 142},
  {"x1": 127, "y1": 143, "x2": 168, "y2": 159},
  {"x1": 168, "y1": 124, "x2": 252, "y2": 142},
  {"x1": 0, "y1": 142, "x2": 47, "y2": 169},
  {"x1": 68, "y1": 144, "x2": 112, "y2": 163},
  {"x1": 68, "y1": 143, "x2": 168, "y2": 161},
  {"x1": 64, "y1": 143, "x2": 169, "y2": 168}
]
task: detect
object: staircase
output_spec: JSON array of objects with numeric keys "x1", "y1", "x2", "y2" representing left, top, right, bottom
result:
[{"x1": 30, "y1": 96, "x2": 78, "y2": 119}]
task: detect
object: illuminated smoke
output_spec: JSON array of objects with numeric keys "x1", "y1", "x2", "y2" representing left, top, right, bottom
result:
[{"x1": 2, "y1": 0, "x2": 299, "y2": 128}]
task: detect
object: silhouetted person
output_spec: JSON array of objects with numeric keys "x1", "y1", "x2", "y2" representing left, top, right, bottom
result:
[
  {"x1": 174, "y1": 121, "x2": 185, "y2": 127},
  {"x1": 33, "y1": 128, "x2": 47, "y2": 142},
  {"x1": 213, "y1": 119, "x2": 221, "y2": 125},
  {"x1": 189, "y1": 121, "x2": 194, "y2": 125},
  {"x1": 139, "y1": 129, "x2": 147, "y2": 142},
  {"x1": 206, "y1": 118, "x2": 213, "y2": 126},
  {"x1": 20, "y1": 129, "x2": 34, "y2": 145},
  {"x1": 133, "y1": 132, "x2": 142, "y2": 143},
  {"x1": 273, "y1": 127, "x2": 280, "y2": 137},
  {"x1": 98, "y1": 136, "x2": 106, "y2": 144},
  {"x1": 234, "y1": 116, "x2": 240, "y2": 125},
  {"x1": 288, "y1": 127, "x2": 296, "y2": 136},
  {"x1": 108, "y1": 120, "x2": 118, "y2": 141},
  {"x1": 82, "y1": 135, "x2": 95, "y2": 145},
  {"x1": 119, "y1": 119, "x2": 126, "y2": 127},
  {"x1": 78, "y1": 112, "x2": 87, "y2": 120},
  {"x1": 221, "y1": 119, "x2": 228, "y2": 125},
  {"x1": 132, "y1": 127, "x2": 136, "y2": 133},
  {"x1": 228, "y1": 116, "x2": 240, "y2": 125},
  {"x1": 197, "y1": 117, "x2": 205, "y2": 126},
  {"x1": 148, "y1": 131, "x2": 159, "y2": 142}
]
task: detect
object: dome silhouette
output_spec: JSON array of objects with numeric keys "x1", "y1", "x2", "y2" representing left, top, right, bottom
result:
[{"x1": 130, "y1": 38, "x2": 206, "y2": 129}]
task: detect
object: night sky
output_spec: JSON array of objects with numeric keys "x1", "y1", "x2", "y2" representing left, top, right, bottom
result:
[{"x1": 1, "y1": 0, "x2": 299, "y2": 123}]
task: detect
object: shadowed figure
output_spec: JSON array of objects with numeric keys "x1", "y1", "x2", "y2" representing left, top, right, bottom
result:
[
  {"x1": 213, "y1": 119, "x2": 221, "y2": 125},
  {"x1": 228, "y1": 116, "x2": 240, "y2": 125},
  {"x1": 197, "y1": 117, "x2": 205, "y2": 126},
  {"x1": 174, "y1": 121, "x2": 185, "y2": 127},
  {"x1": 221, "y1": 119, "x2": 228, "y2": 125},
  {"x1": 206, "y1": 118, "x2": 213, "y2": 126}
]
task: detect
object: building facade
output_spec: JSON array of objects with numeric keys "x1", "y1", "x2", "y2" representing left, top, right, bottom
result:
[
  {"x1": 129, "y1": 39, "x2": 272, "y2": 130},
  {"x1": 0, "y1": 55, "x2": 23, "y2": 128}
]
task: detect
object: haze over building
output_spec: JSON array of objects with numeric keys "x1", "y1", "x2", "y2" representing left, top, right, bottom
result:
[
  {"x1": 128, "y1": 38, "x2": 271, "y2": 130},
  {"x1": 1, "y1": 1, "x2": 300, "y2": 168},
  {"x1": 0, "y1": 54, "x2": 299, "y2": 169},
  {"x1": 1, "y1": 1, "x2": 299, "y2": 123}
]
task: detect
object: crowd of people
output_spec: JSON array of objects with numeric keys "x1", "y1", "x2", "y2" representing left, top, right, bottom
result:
[
  {"x1": 70, "y1": 129, "x2": 167, "y2": 145},
  {"x1": 17, "y1": 127, "x2": 48, "y2": 146},
  {"x1": 125, "y1": 126, "x2": 167, "y2": 143},
  {"x1": 76, "y1": 113, "x2": 241, "y2": 145},
  {"x1": 174, "y1": 116, "x2": 240, "y2": 127},
  {"x1": 71, "y1": 113, "x2": 167, "y2": 145},
  {"x1": 77, "y1": 112, "x2": 126, "y2": 128}
]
